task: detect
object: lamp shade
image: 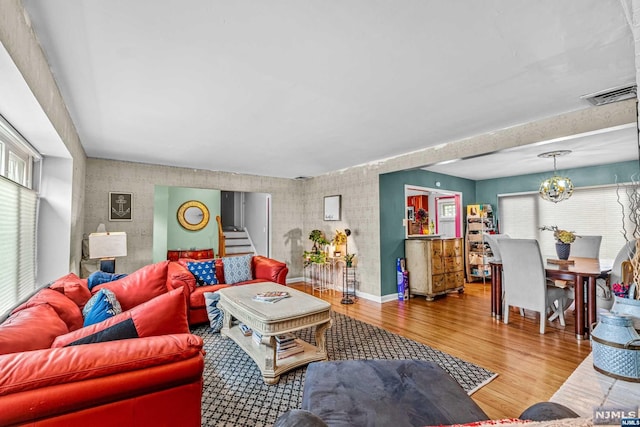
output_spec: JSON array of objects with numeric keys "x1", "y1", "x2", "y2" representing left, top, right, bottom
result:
[{"x1": 88, "y1": 232, "x2": 127, "y2": 259}]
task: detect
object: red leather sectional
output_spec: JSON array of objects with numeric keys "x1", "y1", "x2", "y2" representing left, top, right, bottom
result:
[{"x1": 0, "y1": 261, "x2": 203, "y2": 427}]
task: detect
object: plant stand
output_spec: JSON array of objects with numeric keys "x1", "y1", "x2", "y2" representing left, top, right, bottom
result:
[{"x1": 341, "y1": 265, "x2": 356, "y2": 304}]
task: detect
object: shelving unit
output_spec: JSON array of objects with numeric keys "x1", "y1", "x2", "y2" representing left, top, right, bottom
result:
[{"x1": 465, "y1": 204, "x2": 495, "y2": 283}]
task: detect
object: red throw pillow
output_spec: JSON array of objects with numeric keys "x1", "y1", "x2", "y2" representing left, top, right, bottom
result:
[
  {"x1": 91, "y1": 261, "x2": 170, "y2": 311},
  {"x1": 12, "y1": 288, "x2": 84, "y2": 332},
  {"x1": 52, "y1": 287, "x2": 189, "y2": 347},
  {"x1": 0, "y1": 304, "x2": 69, "y2": 354},
  {"x1": 49, "y1": 273, "x2": 92, "y2": 310}
]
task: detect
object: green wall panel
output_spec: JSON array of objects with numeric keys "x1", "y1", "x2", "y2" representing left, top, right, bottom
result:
[{"x1": 379, "y1": 169, "x2": 475, "y2": 298}]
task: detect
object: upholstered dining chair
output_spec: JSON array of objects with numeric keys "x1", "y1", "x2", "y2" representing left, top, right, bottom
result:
[
  {"x1": 483, "y1": 233, "x2": 510, "y2": 262},
  {"x1": 570, "y1": 235, "x2": 602, "y2": 259},
  {"x1": 499, "y1": 239, "x2": 568, "y2": 334}
]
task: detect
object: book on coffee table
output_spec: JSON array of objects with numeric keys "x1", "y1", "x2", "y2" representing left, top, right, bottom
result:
[{"x1": 253, "y1": 291, "x2": 290, "y2": 303}]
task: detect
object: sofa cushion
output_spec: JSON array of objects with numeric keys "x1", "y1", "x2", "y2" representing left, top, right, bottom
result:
[
  {"x1": 52, "y1": 287, "x2": 189, "y2": 347},
  {"x1": 48, "y1": 273, "x2": 92, "y2": 310},
  {"x1": 222, "y1": 254, "x2": 252, "y2": 284},
  {"x1": 187, "y1": 260, "x2": 218, "y2": 286},
  {"x1": 12, "y1": 288, "x2": 84, "y2": 332},
  {"x1": 0, "y1": 304, "x2": 69, "y2": 354},
  {"x1": 203, "y1": 292, "x2": 223, "y2": 332},
  {"x1": 87, "y1": 271, "x2": 128, "y2": 291},
  {"x1": 82, "y1": 289, "x2": 123, "y2": 327},
  {"x1": 189, "y1": 284, "x2": 231, "y2": 309},
  {"x1": 91, "y1": 260, "x2": 170, "y2": 311}
]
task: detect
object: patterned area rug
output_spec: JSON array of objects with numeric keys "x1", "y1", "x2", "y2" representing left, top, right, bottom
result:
[{"x1": 193, "y1": 311, "x2": 498, "y2": 427}]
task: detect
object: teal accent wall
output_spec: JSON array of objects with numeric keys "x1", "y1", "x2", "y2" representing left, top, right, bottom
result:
[
  {"x1": 476, "y1": 160, "x2": 640, "y2": 229},
  {"x1": 379, "y1": 169, "x2": 476, "y2": 297},
  {"x1": 152, "y1": 186, "x2": 221, "y2": 262},
  {"x1": 152, "y1": 186, "x2": 169, "y2": 262}
]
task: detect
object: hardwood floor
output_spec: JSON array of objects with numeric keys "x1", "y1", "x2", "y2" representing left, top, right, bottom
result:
[{"x1": 289, "y1": 280, "x2": 592, "y2": 420}]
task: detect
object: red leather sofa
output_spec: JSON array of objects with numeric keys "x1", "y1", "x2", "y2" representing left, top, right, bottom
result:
[
  {"x1": 0, "y1": 261, "x2": 204, "y2": 427},
  {"x1": 173, "y1": 255, "x2": 289, "y2": 325}
]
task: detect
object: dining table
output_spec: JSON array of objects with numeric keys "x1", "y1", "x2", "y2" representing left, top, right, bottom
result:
[{"x1": 489, "y1": 257, "x2": 609, "y2": 339}]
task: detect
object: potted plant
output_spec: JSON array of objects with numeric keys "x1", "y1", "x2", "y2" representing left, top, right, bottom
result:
[
  {"x1": 344, "y1": 253, "x2": 355, "y2": 267},
  {"x1": 539, "y1": 225, "x2": 579, "y2": 260},
  {"x1": 309, "y1": 229, "x2": 329, "y2": 253}
]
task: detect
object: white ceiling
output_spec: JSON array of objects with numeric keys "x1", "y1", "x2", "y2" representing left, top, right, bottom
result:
[{"x1": 16, "y1": 0, "x2": 639, "y2": 179}]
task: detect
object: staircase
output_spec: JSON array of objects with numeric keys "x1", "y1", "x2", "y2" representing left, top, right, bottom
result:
[
  {"x1": 216, "y1": 216, "x2": 256, "y2": 257},
  {"x1": 223, "y1": 230, "x2": 255, "y2": 256}
]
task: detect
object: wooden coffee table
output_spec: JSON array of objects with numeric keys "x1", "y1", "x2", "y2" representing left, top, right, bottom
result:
[{"x1": 217, "y1": 282, "x2": 332, "y2": 384}]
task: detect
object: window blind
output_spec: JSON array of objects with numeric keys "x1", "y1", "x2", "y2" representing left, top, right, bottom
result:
[
  {"x1": 498, "y1": 184, "x2": 634, "y2": 261},
  {"x1": 0, "y1": 176, "x2": 37, "y2": 317}
]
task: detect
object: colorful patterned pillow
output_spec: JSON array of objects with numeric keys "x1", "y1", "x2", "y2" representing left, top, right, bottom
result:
[
  {"x1": 82, "y1": 288, "x2": 122, "y2": 327},
  {"x1": 222, "y1": 254, "x2": 252, "y2": 285},
  {"x1": 187, "y1": 260, "x2": 217, "y2": 286},
  {"x1": 204, "y1": 291, "x2": 223, "y2": 332}
]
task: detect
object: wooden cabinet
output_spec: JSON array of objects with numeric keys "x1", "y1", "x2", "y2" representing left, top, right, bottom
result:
[
  {"x1": 167, "y1": 248, "x2": 214, "y2": 261},
  {"x1": 404, "y1": 237, "x2": 464, "y2": 301}
]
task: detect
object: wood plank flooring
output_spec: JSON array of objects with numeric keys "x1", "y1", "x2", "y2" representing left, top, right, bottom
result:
[{"x1": 289, "y1": 281, "x2": 593, "y2": 420}]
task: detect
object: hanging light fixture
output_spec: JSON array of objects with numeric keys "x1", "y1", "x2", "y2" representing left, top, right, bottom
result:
[{"x1": 538, "y1": 150, "x2": 574, "y2": 203}]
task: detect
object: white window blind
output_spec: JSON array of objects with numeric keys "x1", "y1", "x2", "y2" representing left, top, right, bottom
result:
[
  {"x1": 499, "y1": 185, "x2": 633, "y2": 261},
  {"x1": 0, "y1": 176, "x2": 37, "y2": 317}
]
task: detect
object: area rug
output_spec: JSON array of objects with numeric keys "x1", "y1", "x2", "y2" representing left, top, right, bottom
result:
[{"x1": 193, "y1": 311, "x2": 498, "y2": 427}]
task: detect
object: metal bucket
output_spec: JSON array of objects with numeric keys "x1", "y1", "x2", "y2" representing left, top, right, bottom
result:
[
  {"x1": 610, "y1": 296, "x2": 640, "y2": 330},
  {"x1": 591, "y1": 313, "x2": 640, "y2": 382}
]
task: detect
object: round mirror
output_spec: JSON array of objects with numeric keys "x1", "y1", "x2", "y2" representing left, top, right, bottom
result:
[{"x1": 177, "y1": 200, "x2": 210, "y2": 231}]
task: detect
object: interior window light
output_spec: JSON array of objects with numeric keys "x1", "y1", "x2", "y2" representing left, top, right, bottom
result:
[
  {"x1": 8, "y1": 151, "x2": 27, "y2": 186},
  {"x1": 441, "y1": 203, "x2": 456, "y2": 218}
]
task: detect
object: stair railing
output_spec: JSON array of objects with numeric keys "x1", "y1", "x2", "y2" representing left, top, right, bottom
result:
[{"x1": 216, "y1": 215, "x2": 226, "y2": 257}]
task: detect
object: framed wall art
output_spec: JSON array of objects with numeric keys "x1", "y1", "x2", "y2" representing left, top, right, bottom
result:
[
  {"x1": 109, "y1": 192, "x2": 133, "y2": 221},
  {"x1": 324, "y1": 195, "x2": 341, "y2": 221}
]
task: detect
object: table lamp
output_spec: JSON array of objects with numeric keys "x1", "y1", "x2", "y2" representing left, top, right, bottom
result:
[{"x1": 88, "y1": 232, "x2": 127, "y2": 273}]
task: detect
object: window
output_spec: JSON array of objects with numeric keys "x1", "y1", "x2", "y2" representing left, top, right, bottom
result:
[
  {"x1": 498, "y1": 184, "x2": 634, "y2": 261},
  {"x1": 0, "y1": 115, "x2": 40, "y2": 317},
  {"x1": 441, "y1": 202, "x2": 456, "y2": 218}
]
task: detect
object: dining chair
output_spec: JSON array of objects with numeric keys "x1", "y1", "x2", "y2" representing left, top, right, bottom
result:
[
  {"x1": 499, "y1": 239, "x2": 568, "y2": 334},
  {"x1": 570, "y1": 235, "x2": 602, "y2": 259},
  {"x1": 483, "y1": 233, "x2": 510, "y2": 262}
]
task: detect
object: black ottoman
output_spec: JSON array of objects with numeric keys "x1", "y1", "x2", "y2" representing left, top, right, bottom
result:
[{"x1": 299, "y1": 359, "x2": 489, "y2": 427}]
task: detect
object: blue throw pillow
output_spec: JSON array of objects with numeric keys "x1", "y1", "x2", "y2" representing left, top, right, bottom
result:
[
  {"x1": 87, "y1": 271, "x2": 128, "y2": 291},
  {"x1": 204, "y1": 291, "x2": 223, "y2": 332},
  {"x1": 222, "y1": 254, "x2": 252, "y2": 285},
  {"x1": 82, "y1": 289, "x2": 122, "y2": 327},
  {"x1": 187, "y1": 260, "x2": 217, "y2": 286}
]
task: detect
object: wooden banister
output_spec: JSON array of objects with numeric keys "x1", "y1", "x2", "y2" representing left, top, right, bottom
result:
[{"x1": 216, "y1": 215, "x2": 225, "y2": 257}]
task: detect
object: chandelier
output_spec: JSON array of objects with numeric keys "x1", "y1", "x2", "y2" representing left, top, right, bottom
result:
[{"x1": 538, "y1": 150, "x2": 574, "y2": 203}]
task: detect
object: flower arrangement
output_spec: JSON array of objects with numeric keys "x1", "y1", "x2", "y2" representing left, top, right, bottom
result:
[
  {"x1": 415, "y1": 208, "x2": 428, "y2": 224},
  {"x1": 539, "y1": 225, "x2": 578, "y2": 244},
  {"x1": 332, "y1": 230, "x2": 347, "y2": 246},
  {"x1": 612, "y1": 282, "x2": 630, "y2": 298}
]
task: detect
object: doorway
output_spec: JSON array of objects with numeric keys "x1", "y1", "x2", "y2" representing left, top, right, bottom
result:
[{"x1": 404, "y1": 185, "x2": 463, "y2": 238}]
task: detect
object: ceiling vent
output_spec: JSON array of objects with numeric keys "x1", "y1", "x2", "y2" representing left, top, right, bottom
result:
[{"x1": 581, "y1": 84, "x2": 637, "y2": 106}]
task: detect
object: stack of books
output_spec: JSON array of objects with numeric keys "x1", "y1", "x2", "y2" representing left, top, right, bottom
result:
[
  {"x1": 253, "y1": 291, "x2": 290, "y2": 304},
  {"x1": 252, "y1": 330, "x2": 263, "y2": 344},
  {"x1": 275, "y1": 333, "x2": 303, "y2": 360}
]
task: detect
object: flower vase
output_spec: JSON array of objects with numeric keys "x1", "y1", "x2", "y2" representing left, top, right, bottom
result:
[{"x1": 555, "y1": 242, "x2": 571, "y2": 260}]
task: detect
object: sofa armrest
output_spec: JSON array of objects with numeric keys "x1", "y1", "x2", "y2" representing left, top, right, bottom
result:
[
  {"x1": 0, "y1": 334, "x2": 204, "y2": 425},
  {"x1": 253, "y1": 256, "x2": 289, "y2": 285},
  {"x1": 168, "y1": 261, "x2": 197, "y2": 295}
]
